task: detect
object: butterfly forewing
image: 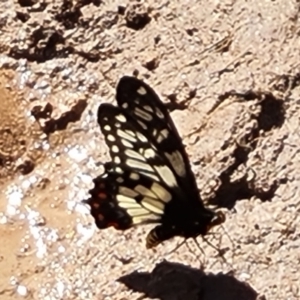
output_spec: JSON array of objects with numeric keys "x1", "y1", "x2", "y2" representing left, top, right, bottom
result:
[
  {"x1": 116, "y1": 76, "x2": 201, "y2": 200},
  {"x1": 98, "y1": 103, "x2": 180, "y2": 190}
]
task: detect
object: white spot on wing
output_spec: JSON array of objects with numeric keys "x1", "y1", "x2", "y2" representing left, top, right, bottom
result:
[
  {"x1": 116, "y1": 177, "x2": 124, "y2": 183},
  {"x1": 126, "y1": 159, "x2": 153, "y2": 172},
  {"x1": 107, "y1": 135, "x2": 116, "y2": 142},
  {"x1": 130, "y1": 173, "x2": 140, "y2": 180},
  {"x1": 138, "y1": 120, "x2": 147, "y2": 130},
  {"x1": 116, "y1": 194, "x2": 136, "y2": 203},
  {"x1": 141, "y1": 197, "x2": 164, "y2": 214},
  {"x1": 165, "y1": 151, "x2": 186, "y2": 177},
  {"x1": 139, "y1": 171, "x2": 160, "y2": 181},
  {"x1": 136, "y1": 132, "x2": 148, "y2": 143},
  {"x1": 115, "y1": 114, "x2": 127, "y2": 123},
  {"x1": 152, "y1": 128, "x2": 157, "y2": 137},
  {"x1": 121, "y1": 139, "x2": 134, "y2": 148},
  {"x1": 143, "y1": 105, "x2": 153, "y2": 112},
  {"x1": 143, "y1": 148, "x2": 156, "y2": 159},
  {"x1": 137, "y1": 86, "x2": 147, "y2": 95},
  {"x1": 114, "y1": 156, "x2": 121, "y2": 164},
  {"x1": 125, "y1": 149, "x2": 145, "y2": 160},
  {"x1": 134, "y1": 107, "x2": 153, "y2": 121},
  {"x1": 103, "y1": 125, "x2": 111, "y2": 131},
  {"x1": 135, "y1": 185, "x2": 157, "y2": 198},
  {"x1": 125, "y1": 130, "x2": 135, "y2": 137},
  {"x1": 151, "y1": 182, "x2": 172, "y2": 202},
  {"x1": 155, "y1": 108, "x2": 164, "y2": 119},
  {"x1": 118, "y1": 197, "x2": 140, "y2": 209},
  {"x1": 154, "y1": 165, "x2": 177, "y2": 187},
  {"x1": 115, "y1": 167, "x2": 123, "y2": 174},
  {"x1": 132, "y1": 214, "x2": 159, "y2": 224},
  {"x1": 117, "y1": 130, "x2": 137, "y2": 142},
  {"x1": 157, "y1": 129, "x2": 169, "y2": 143},
  {"x1": 119, "y1": 186, "x2": 138, "y2": 198},
  {"x1": 112, "y1": 145, "x2": 119, "y2": 153},
  {"x1": 127, "y1": 207, "x2": 150, "y2": 216}
]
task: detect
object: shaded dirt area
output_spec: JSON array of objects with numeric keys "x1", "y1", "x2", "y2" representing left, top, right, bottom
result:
[{"x1": 0, "y1": 0, "x2": 300, "y2": 299}]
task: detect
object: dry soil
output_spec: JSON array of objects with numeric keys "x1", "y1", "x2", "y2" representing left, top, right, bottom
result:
[{"x1": 0, "y1": 1, "x2": 300, "y2": 300}]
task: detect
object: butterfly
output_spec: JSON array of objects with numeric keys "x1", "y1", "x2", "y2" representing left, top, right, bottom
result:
[{"x1": 84, "y1": 76, "x2": 225, "y2": 249}]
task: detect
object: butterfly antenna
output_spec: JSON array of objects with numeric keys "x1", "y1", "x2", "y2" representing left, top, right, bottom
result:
[
  {"x1": 192, "y1": 238, "x2": 206, "y2": 256},
  {"x1": 191, "y1": 238, "x2": 207, "y2": 267},
  {"x1": 211, "y1": 213, "x2": 235, "y2": 255},
  {"x1": 201, "y1": 236, "x2": 227, "y2": 263},
  {"x1": 220, "y1": 223, "x2": 235, "y2": 248},
  {"x1": 187, "y1": 238, "x2": 206, "y2": 267}
]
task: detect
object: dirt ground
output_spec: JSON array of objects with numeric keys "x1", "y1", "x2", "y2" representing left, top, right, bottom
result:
[{"x1": 0, "y1": 0, "x2": 300, "y2": 299}]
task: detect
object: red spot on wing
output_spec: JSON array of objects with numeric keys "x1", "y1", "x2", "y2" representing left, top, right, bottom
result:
[
  {"x1": 97, "y1": 213, "x2": 105, "y2": 221},
  {"x1": 90, "y1": 201, "x2": 100, "y2": 209},
  {"x1": 97, "y1": 192, "x2": 107, "y2": 200}
]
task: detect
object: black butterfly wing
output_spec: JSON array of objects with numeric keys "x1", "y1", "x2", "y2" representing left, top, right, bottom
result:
[
  {"x1": 115, "y1": 76, "x2": 201, "y2": 202},
  {"x1": 85, "y1": 76, "x2": 225, "y2": 248}
]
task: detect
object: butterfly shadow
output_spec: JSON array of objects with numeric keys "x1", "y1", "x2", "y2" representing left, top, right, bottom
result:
[
  {"x1": 209, "y1": 90, "x2": 285, "y2": 209},
  {"x1": 118, "y1": 260, "x2": 258, "y2": 300}
]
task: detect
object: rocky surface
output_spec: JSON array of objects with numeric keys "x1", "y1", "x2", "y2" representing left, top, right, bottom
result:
[{"x1": 0, "y1": 1, "x2": 300, "y2": 299}]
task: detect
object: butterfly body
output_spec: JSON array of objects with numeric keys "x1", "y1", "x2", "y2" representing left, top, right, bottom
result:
[
  {"x1": 146, "y1": 199, "x2": 217, "y2": 248},
  {"x1": 85, "y1": 76, "x2": 225, "y2": 248}
]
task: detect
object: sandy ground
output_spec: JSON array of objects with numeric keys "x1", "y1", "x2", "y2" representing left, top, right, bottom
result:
[{"x1": 0, "y1": 0, "x2": 300, "y2": 299}]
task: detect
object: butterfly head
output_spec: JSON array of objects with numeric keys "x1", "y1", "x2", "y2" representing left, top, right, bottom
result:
[{"x1": 186, "y1": 208, "x2": 225, "y2": 238}]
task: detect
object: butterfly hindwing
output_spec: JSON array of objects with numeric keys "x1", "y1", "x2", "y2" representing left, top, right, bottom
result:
[
  {"x1": 86, "y1": 162, "x2": 177, "y2": 228},
  {"x1": 86, "y1": 162, "x2": 215, "y2": 248}
]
